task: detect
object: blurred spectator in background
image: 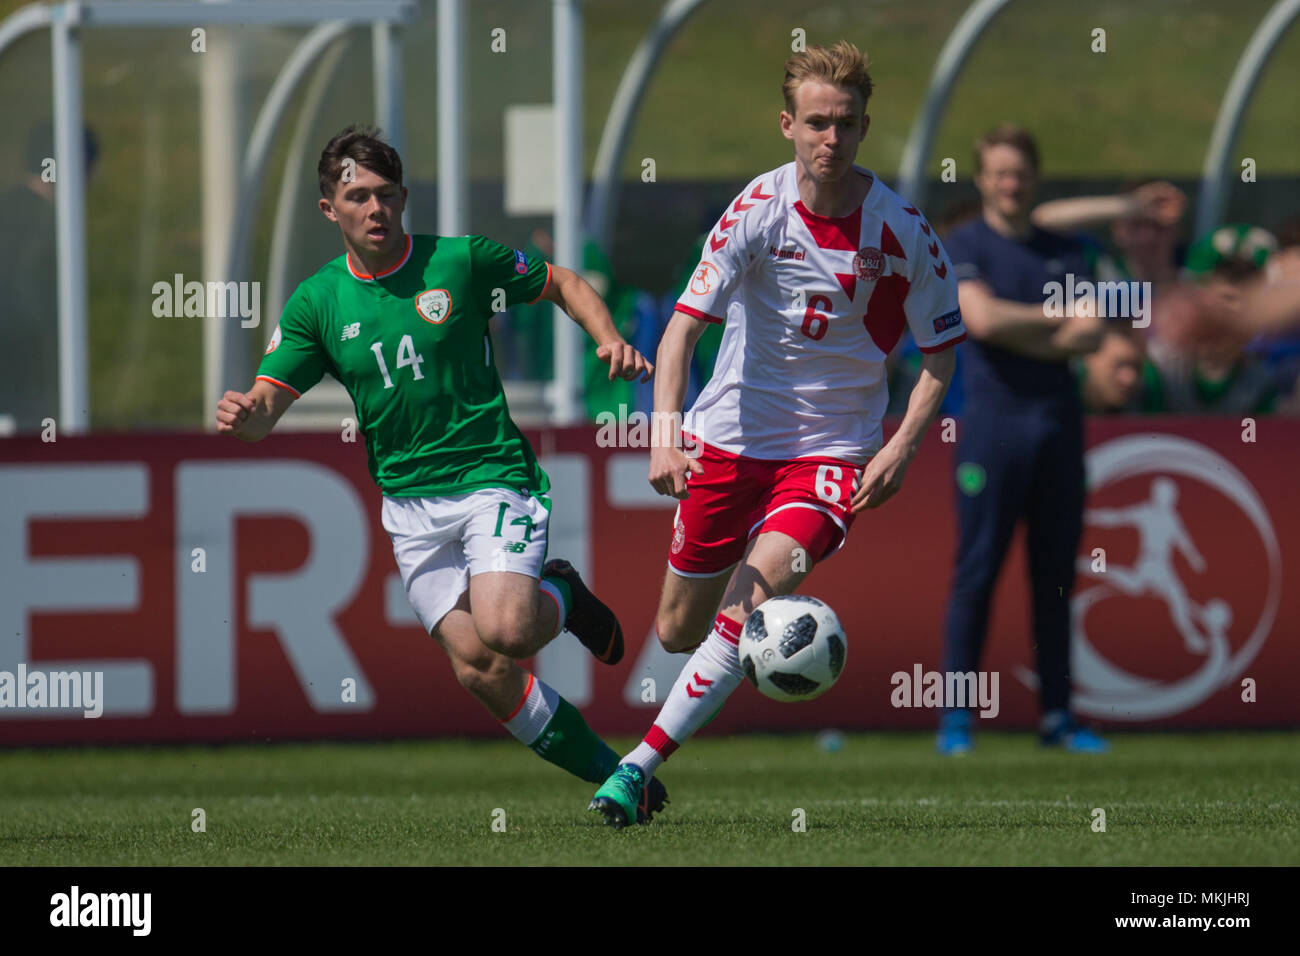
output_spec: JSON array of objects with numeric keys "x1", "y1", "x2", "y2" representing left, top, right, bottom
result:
[
  {"x1": 1076, "y1": 323, "x2": 1159, "y2": 413},
  {"x1": 1147, "y1": 224, "x2": 1279, "y2": 415},
  {"x1": 0, "y1": 122, "x2": 100, "y2": 434},
  {"x1": 890, "y1": 184, "x2": 1181, "y2": 419},
  {"x1": 1244, "y1": 215, "x2": 1300, "y2": 409},
  {"x1": 936, "y1": 123, "x2": 1108, "y2": 755},
  {"x1": 1155, "y1": 222, "x2": 1300, "y2": 353},
  {"x1": 1031, "y1": 180, "x2": 1186, "y2": 294}
]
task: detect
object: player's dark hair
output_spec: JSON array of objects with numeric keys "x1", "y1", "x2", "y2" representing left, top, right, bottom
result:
[
  {"x1": 783, "y1": 41, "x2": 873, "y2": 115},
  {"x1": 318, "y1": 125, "x2": 403, "y2": 199},
  {"x1": 973, "y1": 124, "x2": 1040, "y2": 174}
]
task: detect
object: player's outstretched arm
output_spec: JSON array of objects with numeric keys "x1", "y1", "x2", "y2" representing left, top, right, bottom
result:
[
  {"x1": 851, "y1": 346, "x2": 955, "y2": 513},
  {"x1": 539, "y1": 265, "x2": 653, "y2": 382},
  {"x1": 959, "y1": 279, "x2": 1059, "y2": 355},
  {"x1": 648, "y1": 310, "x2": 708, "y2": 499},
  {"x1": 960, "y1": 279, "x2": 1101, "y2": 360},
  {"x1": 1030, "y1": 182, "x2": 1185, "y2": 232},
  {"x1": 215, "y1": 378, "x2": 296, "y2": 442}
]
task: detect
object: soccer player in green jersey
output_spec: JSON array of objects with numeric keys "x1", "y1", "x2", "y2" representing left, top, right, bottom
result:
[{"x1": 214, "y1": 126, "x2": 666, "y2": 820}]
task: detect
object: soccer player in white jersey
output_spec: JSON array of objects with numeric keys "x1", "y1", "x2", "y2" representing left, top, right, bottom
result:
[{"x1": 589, "y1": 42, "x2": 965, "y2": 827}]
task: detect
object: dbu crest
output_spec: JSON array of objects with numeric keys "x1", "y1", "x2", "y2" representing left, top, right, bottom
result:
[
  {"x1": 853, "y1": 247, "x2": 885, "y2": 281},
  {"x1": 671, "y1": 517, "x2": 686, "y2": 555}
]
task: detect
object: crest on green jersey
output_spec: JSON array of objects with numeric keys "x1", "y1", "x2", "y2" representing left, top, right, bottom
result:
[{"x1": 415, "y1": 288, "x2": 452, "y2": 324}]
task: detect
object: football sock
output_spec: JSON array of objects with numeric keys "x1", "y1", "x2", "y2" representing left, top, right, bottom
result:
[
  {"x1": 501, "y1": 673, "x2": 618, "y2": 783},
  {"x1": 538, "y1": 577, "x2": 571, "y2": 639},
  {"x1": 623, "y1": 613, "x2": 744, "y2": 777}
]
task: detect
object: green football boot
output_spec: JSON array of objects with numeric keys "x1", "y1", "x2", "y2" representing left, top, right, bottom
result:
[{"x1": 590, "y1": 763, "x2": 665, "y2": 829}]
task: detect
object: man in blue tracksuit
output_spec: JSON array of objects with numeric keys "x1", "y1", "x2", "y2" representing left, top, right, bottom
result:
[{"x1": 937, "y1": 125, "x2": 1110, "y2": 753}]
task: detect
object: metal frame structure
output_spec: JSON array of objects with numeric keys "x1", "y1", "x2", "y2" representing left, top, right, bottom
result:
[
  {"x1": 0, "y1": 1, "x2": 414, "y2": 433},
  {"x1": 551, "y1": 0, "x2": 584, "y2": 424},
  {"x1": 587, "y1": 0, "x2": 710, "y2": 259},
  {"x1": 1194, "y1": 0, "x2": 1300, "y2": 239},
  {"x1": 894, "y1": 0, "x2": 1012, "y2": 209},
  {"x1": 897, "y1": 0, "x2": 1300, "y2": 230},
  {"x1": 436, "y1": 0, "x2": 466, "y2": 238}
]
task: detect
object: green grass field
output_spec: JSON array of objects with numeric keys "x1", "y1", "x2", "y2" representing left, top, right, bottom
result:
[{"x1": 2, "y1": 732, "x2": 1296, "y2": 866}]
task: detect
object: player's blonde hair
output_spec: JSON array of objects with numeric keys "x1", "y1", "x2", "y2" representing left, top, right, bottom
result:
[{"x1": 782, "y1": 41, "x2": 874, "y2": 116}]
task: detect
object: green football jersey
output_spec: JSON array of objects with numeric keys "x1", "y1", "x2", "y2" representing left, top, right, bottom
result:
[{"x1": 256, "y1": 233, "x2": 552, "y2": 497}]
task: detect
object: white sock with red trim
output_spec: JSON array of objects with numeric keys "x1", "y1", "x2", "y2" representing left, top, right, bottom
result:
[
  {"x1": 500, "y1": 672, "x2": 559, "y2": 745},
  {"x1": 622, "y1": 614, "x2": 744, "y2": 776}
]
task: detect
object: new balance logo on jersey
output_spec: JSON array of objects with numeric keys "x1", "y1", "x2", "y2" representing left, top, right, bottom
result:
[
  {"x1": 769, "y1": 246, "x2": 806, "y2": 261},
  {"x1": 341, "y1": 322, "x2": 361, "y2": 341}
]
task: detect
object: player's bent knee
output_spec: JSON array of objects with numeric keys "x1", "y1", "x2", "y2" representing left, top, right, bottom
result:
[
  {"x1": 452, "y1": 652, "x2": 513, "y2": 700},
  {"x1": 475, "y1": 628, "x2": 534, "y2": 659},
  {"x1": 475, "y1": 609, "x2": 540, "y2": 659},
  {"x1": 656, "y1": 614, "x2": 702, "y2": 655}
]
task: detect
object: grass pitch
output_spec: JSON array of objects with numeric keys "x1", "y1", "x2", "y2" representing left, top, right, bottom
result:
[{"x1": 1, "y1": 733, "x2": 1296, "y2": 866}]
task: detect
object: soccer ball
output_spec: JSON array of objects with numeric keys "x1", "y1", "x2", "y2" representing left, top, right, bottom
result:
[{"x1": 738, "y1": 595, "x2": 846, "y2": 702}]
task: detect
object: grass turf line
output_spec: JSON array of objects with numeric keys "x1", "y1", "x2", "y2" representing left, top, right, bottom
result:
[{"x1": 0, "y1": 733, "x2": 1296, "y2": 866}]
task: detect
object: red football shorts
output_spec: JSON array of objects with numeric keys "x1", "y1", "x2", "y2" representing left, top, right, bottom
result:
[{"x1": 667, "y1": 435, "x2": 862, "y2": 577}]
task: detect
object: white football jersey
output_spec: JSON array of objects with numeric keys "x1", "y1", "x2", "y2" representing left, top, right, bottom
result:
[{"x1": 676, "y1": 161, "x2": 965, "y2": 462}]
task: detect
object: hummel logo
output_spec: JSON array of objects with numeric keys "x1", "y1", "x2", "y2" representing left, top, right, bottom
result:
[
  {"x1": 341, "y1": 322, "x2": 361, "y2": 341},
  {"x1": 685, "y1": 672, "x2": 714, "y2": 698},
  {"x1": 769, "y1": 245, "x2": 806, "y2": 261}
]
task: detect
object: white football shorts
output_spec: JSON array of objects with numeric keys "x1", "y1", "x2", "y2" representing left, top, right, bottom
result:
[{"x1": 382, "y1": 487, "x2": 552, "y2": 634}]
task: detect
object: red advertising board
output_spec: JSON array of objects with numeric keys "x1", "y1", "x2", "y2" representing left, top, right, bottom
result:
[{"x1": 1, "y1": 417, "x2": 1295, "y2": 745}]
